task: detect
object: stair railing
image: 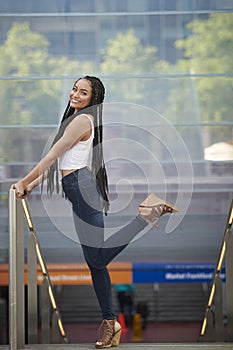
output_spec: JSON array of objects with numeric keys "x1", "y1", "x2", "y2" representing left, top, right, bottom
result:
[
  {"x1": 8, "y1": 189, "x2": 68, "y2": 349},
  {"x1": 199, "y1": 198, "x2": 233, "y2": 342}
]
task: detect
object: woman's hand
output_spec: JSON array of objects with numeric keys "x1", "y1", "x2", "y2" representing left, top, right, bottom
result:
[
  {"x1": 11, "y1": 182, "x2": 26, "y2": 199},
  {"x1": 10, "y1": 181, "x2": 34, "y2": 199},
  {"x1": 21, "y1": 184, "x2": 34, "y2": 199},
  {"x1": 11, "y1": 179, "x2": 38, "y2": 199}
]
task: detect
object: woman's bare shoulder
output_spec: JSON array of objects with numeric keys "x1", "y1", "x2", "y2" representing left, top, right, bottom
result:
[{"x1": 68, "y1": 113, "x2": 93, "y2": 128}]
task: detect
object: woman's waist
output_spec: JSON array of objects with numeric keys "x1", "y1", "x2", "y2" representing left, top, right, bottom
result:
[
  {"x1": 61, "y1": 166, "x2": 92, "y2": 181},
  {"x1": 61, "y1": 169, "x2": 77, "y2": 178}
]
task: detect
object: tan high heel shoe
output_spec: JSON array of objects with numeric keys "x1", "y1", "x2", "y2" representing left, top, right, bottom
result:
[
  {"x1": 139, "y1": 193, "x2": 179, "y2": 227},
  {"x1": 95, "y1": 319, "x2": 122, "y2": 349}
]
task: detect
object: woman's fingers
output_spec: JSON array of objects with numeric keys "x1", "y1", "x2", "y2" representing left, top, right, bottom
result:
[{"x1": 10, "y1": 183, "x2": 25, "y2": 198}]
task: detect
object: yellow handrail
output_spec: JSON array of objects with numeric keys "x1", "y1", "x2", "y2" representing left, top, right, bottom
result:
[
  {"x1": 22, "y1": 197, "x2": 68, "y2": 343},
  {"x1": 200, "y1": 199, "x2": 233, "y2": 338}
]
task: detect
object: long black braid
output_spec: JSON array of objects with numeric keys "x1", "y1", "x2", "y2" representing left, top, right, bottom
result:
[{"x1": 46, "y1": 75, "x2": 109, "y2": 214}]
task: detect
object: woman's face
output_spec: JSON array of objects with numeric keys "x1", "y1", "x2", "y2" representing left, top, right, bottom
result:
[{"x1": 69, "y1": 79, "x2": 92, "y2": 112}]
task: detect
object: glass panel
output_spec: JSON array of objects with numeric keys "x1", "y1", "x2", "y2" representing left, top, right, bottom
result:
[{"x1": 0, "y1": 0, "x2": 232, "y2": 268}]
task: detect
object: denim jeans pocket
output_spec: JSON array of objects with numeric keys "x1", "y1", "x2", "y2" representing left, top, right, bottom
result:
[{"x1": 78, "y1": 175, "x2": 104, "y2": 212}]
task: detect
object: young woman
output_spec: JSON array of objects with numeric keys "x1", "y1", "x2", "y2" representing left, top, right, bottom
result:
[{"x1": 11, "y1": 76, "x2": 178, "y2": 348}]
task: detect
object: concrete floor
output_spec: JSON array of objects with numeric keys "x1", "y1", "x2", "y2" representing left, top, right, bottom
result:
[{"x1": 1, "y1": 343, "x2": 233, "y2": 350}]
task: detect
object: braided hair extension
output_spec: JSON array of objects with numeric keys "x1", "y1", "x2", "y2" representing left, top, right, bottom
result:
[{"x1": 46, "y1": 75, "x2": 109, "y2": 214}]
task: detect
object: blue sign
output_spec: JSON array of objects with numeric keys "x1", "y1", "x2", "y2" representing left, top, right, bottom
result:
[{"x1": 132, "y1": 263, "x2": 226, "y2": 283}]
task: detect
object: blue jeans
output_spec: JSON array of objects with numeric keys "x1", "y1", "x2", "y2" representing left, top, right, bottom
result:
[{"x1": 62, "y1": 167, "x2": 147, "y2": 320}]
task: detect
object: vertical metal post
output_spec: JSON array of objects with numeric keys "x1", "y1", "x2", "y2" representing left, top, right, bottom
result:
[
  {"x1": 27, "y1": 233, "x2": 38, "y2": 343},
  {"x1": 52, "y1": 312, "x2": 60, "y2": 343},
  {"x1": 8, "y1": 189, "x2": 25, "y2": 349},
  {"x1": 226, "y1": 228, "x2": 233, "y2": 341},
  {"x1": 203, "y1": 309, "x2": 214, "y2": 342},
  {"x1": 214, "y1": 275, "x2": 224, "y2": 342},
  {"x1": 41, "y1": 277, "x2": 50, "y2": 343},
  {"x1": 199, "y1": 200, "x2": 233, "y2": 342}
]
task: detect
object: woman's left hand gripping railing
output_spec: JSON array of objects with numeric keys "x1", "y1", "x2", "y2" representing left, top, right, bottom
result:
[{"x1": 8, "y1": 189, "x2": 68, "y2": 348}]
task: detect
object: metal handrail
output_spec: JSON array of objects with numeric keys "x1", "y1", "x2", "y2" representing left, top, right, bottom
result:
[
  {"x1": 9, "y1": 189, "x2": 25, "y2": 349},
  {"x1": 22, "y1": 198, "x2": 68, "y2": 343},
  {"x1": 8, "y1": 189, "x2": 68, "y2": 348},
  {"x1": 199, "y1": 198, "x2": 233, "y2": 342}
]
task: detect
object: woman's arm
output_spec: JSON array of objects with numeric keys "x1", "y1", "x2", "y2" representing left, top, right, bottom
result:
[
  {"x1": 21, "y1": 172, "x2": 47, "y2": 199},
  {"x1": 11, "y1": 114, "x2": 92, "y2": 198}
]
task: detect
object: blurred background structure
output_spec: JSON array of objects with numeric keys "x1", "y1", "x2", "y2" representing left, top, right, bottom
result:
[{"x1": 0, "y1": 0, "x2": 233, "y2": 346}]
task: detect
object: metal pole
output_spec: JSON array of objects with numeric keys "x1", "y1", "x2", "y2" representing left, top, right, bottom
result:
[
  {"x1": 199, "y1": 199, "x2": 233, "y2": 341},
  {"x1": 52, "y1": 312, "x2": 60, "y2": 343},
  {"x1": 27, "y1": 233, "x2": 38, "y2": 343},
  {"x1": 41, "y1": 277, "x2": 50, "y2": 343},
  {"x1": 22, "y1": 198, "x2": 68, "y2": 343},
  {"x1": 8, "y1": 189, "x2": 25, "y2": 349},
  {"x1": 214, "y1": 275, "x2": 224, "y2": 341},
  {"x1": 8, "y1": 189, "x2": 17, "y2": 349},
  {"x1": 226, "y1": 227, "x2": 233, "y2": 341},
  {"x1": 203, "y1": 309, "x2": 214, "y2": 342}
]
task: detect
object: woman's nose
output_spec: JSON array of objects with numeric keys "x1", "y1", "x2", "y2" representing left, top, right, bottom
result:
[{"x1": 73, "y1": 91, "x2": 79, "y2": 98}]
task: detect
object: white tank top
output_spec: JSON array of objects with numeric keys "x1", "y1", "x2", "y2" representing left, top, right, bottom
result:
[{"x1": 59, "y1": 114, "x2": 94, "y2": 170}]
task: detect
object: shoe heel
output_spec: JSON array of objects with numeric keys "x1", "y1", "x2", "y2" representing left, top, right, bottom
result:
[
  {"x1": 112, "y1": 329, "x2": 121, "y2": 347},
  {"x1": 164, "y1": 200, "x2": 179, "y2": 213},
  {"x1": 139, "y1": 193, "x2": 179, "y2": 226}
]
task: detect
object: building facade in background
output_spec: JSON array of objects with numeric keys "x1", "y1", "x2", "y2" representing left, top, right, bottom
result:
[{"x1": 1, "y1": 0, "x2": 232, "y2": 64}]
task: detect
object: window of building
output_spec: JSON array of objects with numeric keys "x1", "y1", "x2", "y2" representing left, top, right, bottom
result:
[
  {"x1": 148, "y1": 0, "x2": 162, "y2": 11},
  {"x1": 69, "y1": 0, "x2": 95, "y2": 12}
]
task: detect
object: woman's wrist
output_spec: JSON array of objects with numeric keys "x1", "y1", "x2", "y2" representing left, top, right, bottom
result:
[{"x1": 28, "y1": 181, "x2": 37, "y2": 191}]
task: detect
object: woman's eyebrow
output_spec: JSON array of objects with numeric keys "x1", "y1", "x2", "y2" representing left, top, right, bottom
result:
[{"x1": 73, "y1": 85, "x2": 89, "y2": 93}]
